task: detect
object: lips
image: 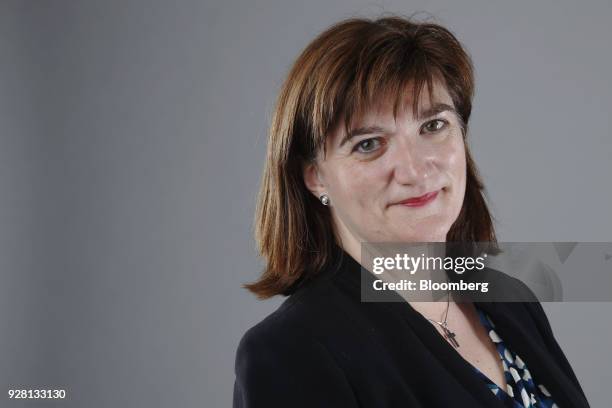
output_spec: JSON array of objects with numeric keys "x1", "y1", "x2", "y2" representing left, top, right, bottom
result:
[{"x1": 397, "y1": 190, "x2": 440, "y2": 207}]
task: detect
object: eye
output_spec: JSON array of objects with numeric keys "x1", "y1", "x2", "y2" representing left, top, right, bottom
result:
[
  {"x1": 421, "y1": 119, "x2": 448, "y2": 134},
  {"x1": 353, "y1": 137, "x2": 383, "y2": 154}
]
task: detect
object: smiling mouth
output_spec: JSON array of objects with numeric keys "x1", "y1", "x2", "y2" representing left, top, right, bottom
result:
[{"x1": 396, "y1": 190, "x2": 440, "y2": 207}]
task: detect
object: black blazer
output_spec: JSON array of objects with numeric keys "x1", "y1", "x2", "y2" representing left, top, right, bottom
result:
[{"x1": 233, "y1": 246, "x2": 589, "y2": 407}]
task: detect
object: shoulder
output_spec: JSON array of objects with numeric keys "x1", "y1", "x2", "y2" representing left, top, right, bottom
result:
[
  {"x1": 233, "y1": 278, "x2": 359, "y2": 407},
  {"x1": 237, "y1": 274, "x2": 350, "y2": 356}
]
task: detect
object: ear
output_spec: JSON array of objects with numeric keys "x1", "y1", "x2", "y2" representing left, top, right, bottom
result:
[{"x1": 303, "y1": 161, "x2": 326, "y2": 199}]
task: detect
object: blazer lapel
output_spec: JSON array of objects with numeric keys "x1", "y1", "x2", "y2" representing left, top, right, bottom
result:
[{"x1": 382, "y1": 300, "x2": 510, "y2": 407}]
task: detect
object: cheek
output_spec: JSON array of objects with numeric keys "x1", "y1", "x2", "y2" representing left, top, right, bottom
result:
[
  {"x1": 440, "y1": 135, "x2": 467, "y2": 181},
  {"x1": 328, "y1": 161, "x2": 384, "y2": 205},
  {"x1": 445, "y1": 139, "x2": 467, "y2": 212}
]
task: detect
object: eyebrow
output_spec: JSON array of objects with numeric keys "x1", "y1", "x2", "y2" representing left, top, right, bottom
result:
[
  {"x1": 418, "y1": 103, "x2": 457, "y2": 121},
  {"x1": 339, "y1": 103, "x2": 458, "y2": 148}
]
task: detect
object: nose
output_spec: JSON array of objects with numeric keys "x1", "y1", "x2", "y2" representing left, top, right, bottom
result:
[{"x1": 389, "y1": 136, "x2": 434, "y2": 186}]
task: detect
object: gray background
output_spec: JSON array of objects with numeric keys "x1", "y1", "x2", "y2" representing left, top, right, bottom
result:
[{"x1": 1, "y1": 0, "x2": 610, "y2": 407}]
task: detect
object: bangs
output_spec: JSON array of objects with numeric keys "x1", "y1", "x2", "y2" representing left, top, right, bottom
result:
[{"x1": 340, "y1": 52, "x2": 443, "y2": 147}]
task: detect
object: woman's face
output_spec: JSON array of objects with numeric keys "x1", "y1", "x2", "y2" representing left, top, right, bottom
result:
[{"x1": 304, "y1": 81, "x2": 467, "y2": 254}]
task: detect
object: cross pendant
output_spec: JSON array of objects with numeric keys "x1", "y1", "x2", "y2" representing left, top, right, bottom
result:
[{"x1": 442, "y1": 327, "x2": 460, "y2": 348}]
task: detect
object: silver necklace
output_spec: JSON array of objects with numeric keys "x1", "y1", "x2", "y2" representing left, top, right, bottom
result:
[{"x1": 426, "y1": 291, "x2": 460, "y2": 348}]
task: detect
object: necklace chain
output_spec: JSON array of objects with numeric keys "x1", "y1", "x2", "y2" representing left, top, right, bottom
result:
[{"x1": 426, "y1": 290, "x2": 460, "y2": 348}]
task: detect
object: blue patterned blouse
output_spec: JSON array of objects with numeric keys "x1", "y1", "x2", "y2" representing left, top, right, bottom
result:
[{"x1": 473, "y1": 307, "x2": 559, "y2": 408}]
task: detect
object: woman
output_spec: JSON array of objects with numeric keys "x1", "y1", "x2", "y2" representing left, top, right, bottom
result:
[{"x1": 233, "y1": 16, "x2": 589, "y2": 407}]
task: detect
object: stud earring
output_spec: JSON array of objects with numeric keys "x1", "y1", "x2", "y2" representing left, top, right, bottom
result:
[{"x1": 319, "y1": 194, "x2": 330, "y2": 206}]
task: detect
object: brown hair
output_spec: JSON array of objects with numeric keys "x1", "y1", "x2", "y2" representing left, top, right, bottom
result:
[{"x1": 246, "y1": 16, "x2": 497, "y2": 298}]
